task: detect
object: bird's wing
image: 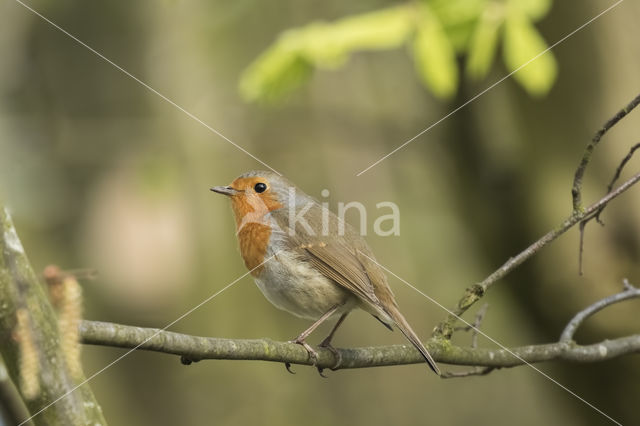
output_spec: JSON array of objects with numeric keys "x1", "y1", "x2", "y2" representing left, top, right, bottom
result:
[
  {"x1": 304, "y1": 239, "x2": 381, "y2": 306},
  {"x1": 270, "y1": 205, "x2": 386, "y2": 311}
]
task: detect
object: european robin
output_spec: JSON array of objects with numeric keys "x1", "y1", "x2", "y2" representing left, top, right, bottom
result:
[{"x1": 211, "y1": 170, "x2": 439, "y2": 374}]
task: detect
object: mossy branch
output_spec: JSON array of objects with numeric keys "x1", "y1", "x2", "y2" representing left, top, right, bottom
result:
[
  {"x1": 78, "y1": 320, "x2": 640, "y2": 371},
  {"x1": 0, "y1": 207, "x2": 107, "y2": 426},
  {"x1": 77, "y1": 282, "x2": 640, "y2": 372}
]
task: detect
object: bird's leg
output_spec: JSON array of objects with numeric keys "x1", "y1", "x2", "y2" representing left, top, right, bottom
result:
[
  {"x1": 289, "y1": 304, "x2": 341, "y2": 365},
  {"x1": 318, "y1": 312, "x2": 348, "y2": 370}
]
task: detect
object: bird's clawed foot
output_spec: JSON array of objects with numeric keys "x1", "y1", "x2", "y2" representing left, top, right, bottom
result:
[
  {"x1": 282, "y1": 338, "x2": 317, "y2": 375},
  {"x1": 284, "y1": 337, "x2": 343, "y2": 376},
  {"x1": 285, "y1": 307, "x2": 346, "y2": 377},
  {"x1": 318, "y1": 339, "x2": 342, "y2": 371},
  {"x1": 316, "y1": 342, "x2": 341, "y2": 377},
  {"x1": 287, "y1": 337, "x2": 335, "y2": 378},
  {"x1": 289, "y1": 337, "x2": 320, "y2": 365}
]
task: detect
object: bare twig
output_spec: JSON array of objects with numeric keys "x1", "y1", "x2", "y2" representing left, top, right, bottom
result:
[
  {"x1": 602, "y1": 143, "x2": 640, "y2": 206},
  {"x1": 434, "y1": 92, "x2": 640, "y2": 338},
  {"x1": 443, "y1": 304, "x2": 494, "y2": 379},
  {"x1": 572, "y1": 93, "x2": 640, "y2": 212},
  {"x1": 560, "y1": 280, "x2": 640, "y2": 342},
  {"x1": 435, "y1": 172, "x2": 640, "y2": 338},
  {"x1": 578, "y1": 220, "x2": 588, "y2": 275},
  {"x1": 578, "y1": 142, "x2": 640, "y2": 274},
  {"x1": 453, "y1": 304, "x2": 489, "y2": 349}
]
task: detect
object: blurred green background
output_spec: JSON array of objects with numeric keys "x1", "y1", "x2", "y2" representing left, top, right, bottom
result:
[{"x1": 1, "y1": 0, "x2": 639, "y2": 425}]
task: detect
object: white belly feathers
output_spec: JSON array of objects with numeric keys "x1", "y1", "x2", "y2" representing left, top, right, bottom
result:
[{"x1": 255, "y1": 250, "x2": 356, "y2": 320}]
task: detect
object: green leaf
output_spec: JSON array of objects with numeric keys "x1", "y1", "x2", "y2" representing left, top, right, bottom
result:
[
  {"x1": 466, "y1": 3, "x2": 504, "y2": 79},
  {"x1": 509, "y1": 0, "x2": 552, "y2": 20},
  {"x1": 239, "y1": 6, "x2": 413, "y2": 103},
  {"x1": 502, "y1": 8, "x2": 557, "y2": 96},
  {"x1": 428, "y1": 0, "x2": 487, "y2": 52},
  {"x1": 412, "y1": 7, "x2": 459, "y2": 99},
  {"x1": 301, "y1": 5, "x2": 414, "y2": 66},
  {"x1": 239, "y1": 32, "x2": 314, "y2": 103}
]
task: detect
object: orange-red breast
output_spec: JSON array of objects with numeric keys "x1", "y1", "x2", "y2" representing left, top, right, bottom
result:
[{"x1": 211, "y1": 170, "x2": 439, "y2": 374}]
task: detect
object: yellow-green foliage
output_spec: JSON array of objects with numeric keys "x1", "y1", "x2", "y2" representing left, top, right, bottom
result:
[
  {"x1": 240, "y1": 0, "x2": 557, "y2": 102},
  {"x1": 503, "y1": 0, "x2": 557, "y2": 96},
  {"x1": 412, "y1": 5, "x2": 459, "y2": 99},
  {"x1": 240, "y1": 5, "x2": 414, "y2": 103}
]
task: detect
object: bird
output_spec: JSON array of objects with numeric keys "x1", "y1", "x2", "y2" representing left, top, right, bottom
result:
[{"x1": 210, "y1": 170, "x2": 439, "y2": 375}]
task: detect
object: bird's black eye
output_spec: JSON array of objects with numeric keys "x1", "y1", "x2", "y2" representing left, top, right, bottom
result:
[{"x1": 254, "y1": 182, "x2": 267, "y2": 193}]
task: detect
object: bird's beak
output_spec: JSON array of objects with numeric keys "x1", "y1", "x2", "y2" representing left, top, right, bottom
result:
[{"x1": 210, "y1": 186, "x2": 238, "y2": 196}]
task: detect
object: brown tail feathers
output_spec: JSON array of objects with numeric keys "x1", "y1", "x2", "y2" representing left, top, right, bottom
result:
[{"x1": 387, "y1": 306, "x2": 440, "y2": 375}]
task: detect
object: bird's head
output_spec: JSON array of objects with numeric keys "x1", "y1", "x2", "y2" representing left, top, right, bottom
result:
[{"x1": 211, "y1": 170, "x2": 301, "y2": 228}]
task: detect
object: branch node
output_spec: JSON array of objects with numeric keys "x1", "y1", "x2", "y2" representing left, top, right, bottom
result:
[
  {"x1": 441, "y1": 366, "x2": 495, "y2": 379},
  {"x1": 180, "y1": 356, "x2": 200, "y2": 365},
  {"x1": 622, "y1": 278, "x2": 635, "y2": 291}
]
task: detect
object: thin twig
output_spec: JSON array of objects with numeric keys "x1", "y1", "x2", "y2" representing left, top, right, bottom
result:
[
  {"x1": 435, "y1": 172, "x2": 640, "y2": 338},
  {"x1": 560, "y1": 280, "x2": 640, "y2": 342},
  {"x1": 572, "y1": 93, "x2": 640, "y2": 212},
  {"x1": 578, "y1": 142, "x2": 640, "y2": 274},
  {"x1": 578, "y1": 220, "x2": 588, "y2": 275},
  {"x1": 453, "y1": 304, "x2": 489, "y2": 348},
  {"x1": 471, "y1": 304, "x2": 488, "y2": 348},
  {"x1": 596, "y1": 142, "x2": 640, "y2": 223},
  {"x1": 444, "y1": 304, "x2": 493, "y2": 378},
  {"x1": 437, "y1": 94, "x2": 640, "y2": 338}
]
